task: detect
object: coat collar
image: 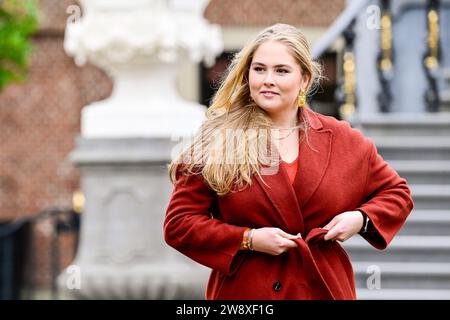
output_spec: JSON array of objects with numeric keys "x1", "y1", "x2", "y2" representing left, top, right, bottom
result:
[
  {"x1": 254, "y1": 107, "x2": 332, "y2": 235},
  {"x1": 303, "y1": 106, "x2": 323, "y2": 130}
]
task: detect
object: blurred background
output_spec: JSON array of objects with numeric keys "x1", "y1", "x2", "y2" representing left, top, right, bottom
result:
[{"x1": 0, "y1": 0, "x2": 449, "y2": 300}]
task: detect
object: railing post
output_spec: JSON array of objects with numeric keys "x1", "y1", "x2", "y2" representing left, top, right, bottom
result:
[
  {"x1": 50, "y1": 211, "x2": 60, "y2": 300},
  {"x1": 336, "y1": 18, "x2": 357, "y2": 119},
  {"x1": 0, "y1": 236, "x2": 14, "y2": 299},
  {"x1": 377, "y1": 0, "x2": 394, "y2": 113},
  {"x1": 423, "y1": 0, "x2": 441, "y2": 112}
]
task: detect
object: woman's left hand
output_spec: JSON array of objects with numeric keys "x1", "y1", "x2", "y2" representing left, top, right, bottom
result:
[{"x1": 323, "y1": 211, "x2": 364, "y2": 242}]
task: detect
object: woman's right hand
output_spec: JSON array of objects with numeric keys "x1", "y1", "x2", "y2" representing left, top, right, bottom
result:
[{"x1": 252, "y1": 227, "x2": 301, "y2": 255}]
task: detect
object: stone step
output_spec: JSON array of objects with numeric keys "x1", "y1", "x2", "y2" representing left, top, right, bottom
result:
[
  {"x1": 442, "y1": 89, "x2": 450, "y2": 103},
  {"x1": 400, "y1": 210, "x2": 450, "y2": 235},
  {"x1": 356, "y1": 288, "x2": 450, "y2": 300},
  {"x1": 441, "y1": 92, "x2": 450, "y2": 112},
  {"x1": 372, "y1": 136, "x2": 450, "y2": 160},
  {"x1": 443, "y1": 68, "x2": 450, "y2": 81},
  {"x1": 342, "y1": 236, "x2": 450, "y2": 262},
  {"x1": 354, "y1": 112, "x2": 450, "y2": 136},
  {"x1": 410, "y1": 184, "x2": 450, "y2": 210},
  {"x1": 387, "y1": 160, "x2": 450, "y2": 184},
  {"x1": 352, "y1": 261, "x2": 450, "y2": 290}
]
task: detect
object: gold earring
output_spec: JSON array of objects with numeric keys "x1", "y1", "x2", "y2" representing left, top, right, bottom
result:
[{"x1": 298, "y1": 89, "x2": 306, "y2": 107}]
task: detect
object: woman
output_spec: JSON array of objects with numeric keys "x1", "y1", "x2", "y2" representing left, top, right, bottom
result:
[{"x1": 164, "y1": 23, "x2": 414, "y2": 300}]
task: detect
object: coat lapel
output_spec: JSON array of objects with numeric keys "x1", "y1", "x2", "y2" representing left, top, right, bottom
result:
[
  {"x1": 293, "y1": 110, "x2": 333, "y2": 209},
  {"x1": 255, "y1": 108, "x2": 332, "y2": 234},
  {"x1": 254, "y1": 161, "x2": 304, "y2": 234}
]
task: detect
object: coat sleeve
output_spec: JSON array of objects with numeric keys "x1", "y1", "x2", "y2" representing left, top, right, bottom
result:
[
  {"x1": 355, "y1": 139, "x2": 414, "y2": 250},
  {"x1": 164, "y1": 167, "x2": 248, "y2": 275}
]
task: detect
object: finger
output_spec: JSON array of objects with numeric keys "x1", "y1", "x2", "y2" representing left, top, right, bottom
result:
[
  {"x1": 337, "y1": 233, "x2": 351, "y2": 242},
  {"x1": 279, "y1": 230, "x2": 300, "y2": 239},
  {"x1": 283, "y1": 239, "x2": 298, "y2": 248},
  {"x1": 324, "y1": 226, "x2": 340, "y2": 241},
  {"x1": 322, "y1": 217, "x2": 338, "y2": 231}
]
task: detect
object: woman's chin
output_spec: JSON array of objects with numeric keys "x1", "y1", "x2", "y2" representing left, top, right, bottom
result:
[{"x1": 257, "y1": 102, "x2": 282, "y2": 112}]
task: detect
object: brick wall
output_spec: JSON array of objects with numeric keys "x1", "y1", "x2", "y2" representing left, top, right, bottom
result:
[
  {"x1": 0, "y1": 0, "x2": 112, "y2": 295},
  {"x1": 205, "y1": 0, "x2": 345, "y2": 27}
]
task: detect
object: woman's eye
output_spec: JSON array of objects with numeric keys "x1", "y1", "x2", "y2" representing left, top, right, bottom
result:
[{"x1": 252, "y1": 67, "x2": 288, "y2": 73}]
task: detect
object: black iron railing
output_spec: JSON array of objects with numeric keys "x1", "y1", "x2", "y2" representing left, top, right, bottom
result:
[
  {"x1": 313, "y1": 0, "x2": 447, "y2": 116},
  {"x1": 0, "y1": 207, "x2": 80, "y2": 300}
]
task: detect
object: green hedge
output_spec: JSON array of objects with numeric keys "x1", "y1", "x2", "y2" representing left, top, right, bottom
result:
[{"x1": 0, "y1": 0, "x2": 38, "y2": 92}]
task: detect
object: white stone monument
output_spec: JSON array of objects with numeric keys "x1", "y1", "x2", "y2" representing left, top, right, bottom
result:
[
  {"x1": 59, "y1": 0, "x2": 223, "y2": 299},
  {"x1": 64, "y1": 0, "x2": 222, "y2": 138}
]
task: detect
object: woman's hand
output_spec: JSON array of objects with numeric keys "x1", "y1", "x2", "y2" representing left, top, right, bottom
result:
[
  {"x1": 252, "y1": 227, "x2": 301, "y2": 255},
  {"x1": 323, "y1": 210, "x2": 364, "y2": 242}
]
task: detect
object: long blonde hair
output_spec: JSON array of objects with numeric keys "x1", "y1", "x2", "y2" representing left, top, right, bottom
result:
[{"x1": 169, "y1": 23, "x2": 322, "y2": 195}]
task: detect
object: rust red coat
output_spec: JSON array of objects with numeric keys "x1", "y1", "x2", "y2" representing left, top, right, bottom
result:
[{"x1": 164, "y1": 107, "x2": 414, "y2": 300}]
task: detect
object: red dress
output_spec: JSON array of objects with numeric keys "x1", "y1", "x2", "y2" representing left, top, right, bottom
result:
[{"x1": 282, "y1": 156, "x2": 299, "y2": 184}]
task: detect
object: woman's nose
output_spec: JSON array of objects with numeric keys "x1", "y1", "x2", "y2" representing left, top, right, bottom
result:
[{"x1": 263, "y1": 71, "x2": 275, "y2": 86}]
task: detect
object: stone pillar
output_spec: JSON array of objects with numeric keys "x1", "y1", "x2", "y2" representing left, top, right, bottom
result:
[{"x1": 58, "y1": 0, "x2": 222, "y2": 299}]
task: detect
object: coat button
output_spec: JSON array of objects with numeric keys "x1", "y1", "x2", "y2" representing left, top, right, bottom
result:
[{"x1": 272, "y1": 281, "x2": 282, "y2": 292}]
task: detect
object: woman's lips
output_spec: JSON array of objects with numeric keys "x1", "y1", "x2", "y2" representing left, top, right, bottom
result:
[{"x1": 261, "y1": 91, "x2": 278, "y2": 98}]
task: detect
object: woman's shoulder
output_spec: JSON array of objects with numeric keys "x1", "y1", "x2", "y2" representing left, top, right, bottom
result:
[
  {"x1": 308, "y1": 109, "x2": 352, "y2": 130},
  {"x1": 308, "y1": 109, "x2": 373, "y2": 148}
]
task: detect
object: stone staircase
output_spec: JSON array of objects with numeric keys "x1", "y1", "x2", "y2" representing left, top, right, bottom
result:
[{"x1": 343, "y1": 113, "x2": 450, "y2": 299}]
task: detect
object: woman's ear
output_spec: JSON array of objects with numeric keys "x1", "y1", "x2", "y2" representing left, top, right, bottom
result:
[{"x1": 301, "y1": 74, "x2": 311, "y2": 90}]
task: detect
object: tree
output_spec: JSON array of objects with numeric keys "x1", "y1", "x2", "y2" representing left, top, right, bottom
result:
[{"x1": 0, "y1": 0, "x2": 38, "y2": 92}]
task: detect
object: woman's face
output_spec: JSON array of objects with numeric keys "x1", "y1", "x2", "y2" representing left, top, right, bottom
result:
[{"x1": 249, "y1": 40, "x2": 308, "y2": 114}]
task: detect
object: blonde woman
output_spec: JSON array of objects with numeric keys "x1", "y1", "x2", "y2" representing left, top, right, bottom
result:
[{"x1": 164, "y1": 24, "x2": 414, "y2": 300}]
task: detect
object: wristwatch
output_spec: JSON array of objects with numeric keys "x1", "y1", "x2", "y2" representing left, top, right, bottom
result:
[{"x1": 359, "y1": 211, "x2": 370, "y2": 234}]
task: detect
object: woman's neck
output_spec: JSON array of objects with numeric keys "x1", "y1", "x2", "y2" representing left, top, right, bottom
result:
[{"x1": 270, "y1": 109, "x2": 299, "y2": 129}]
